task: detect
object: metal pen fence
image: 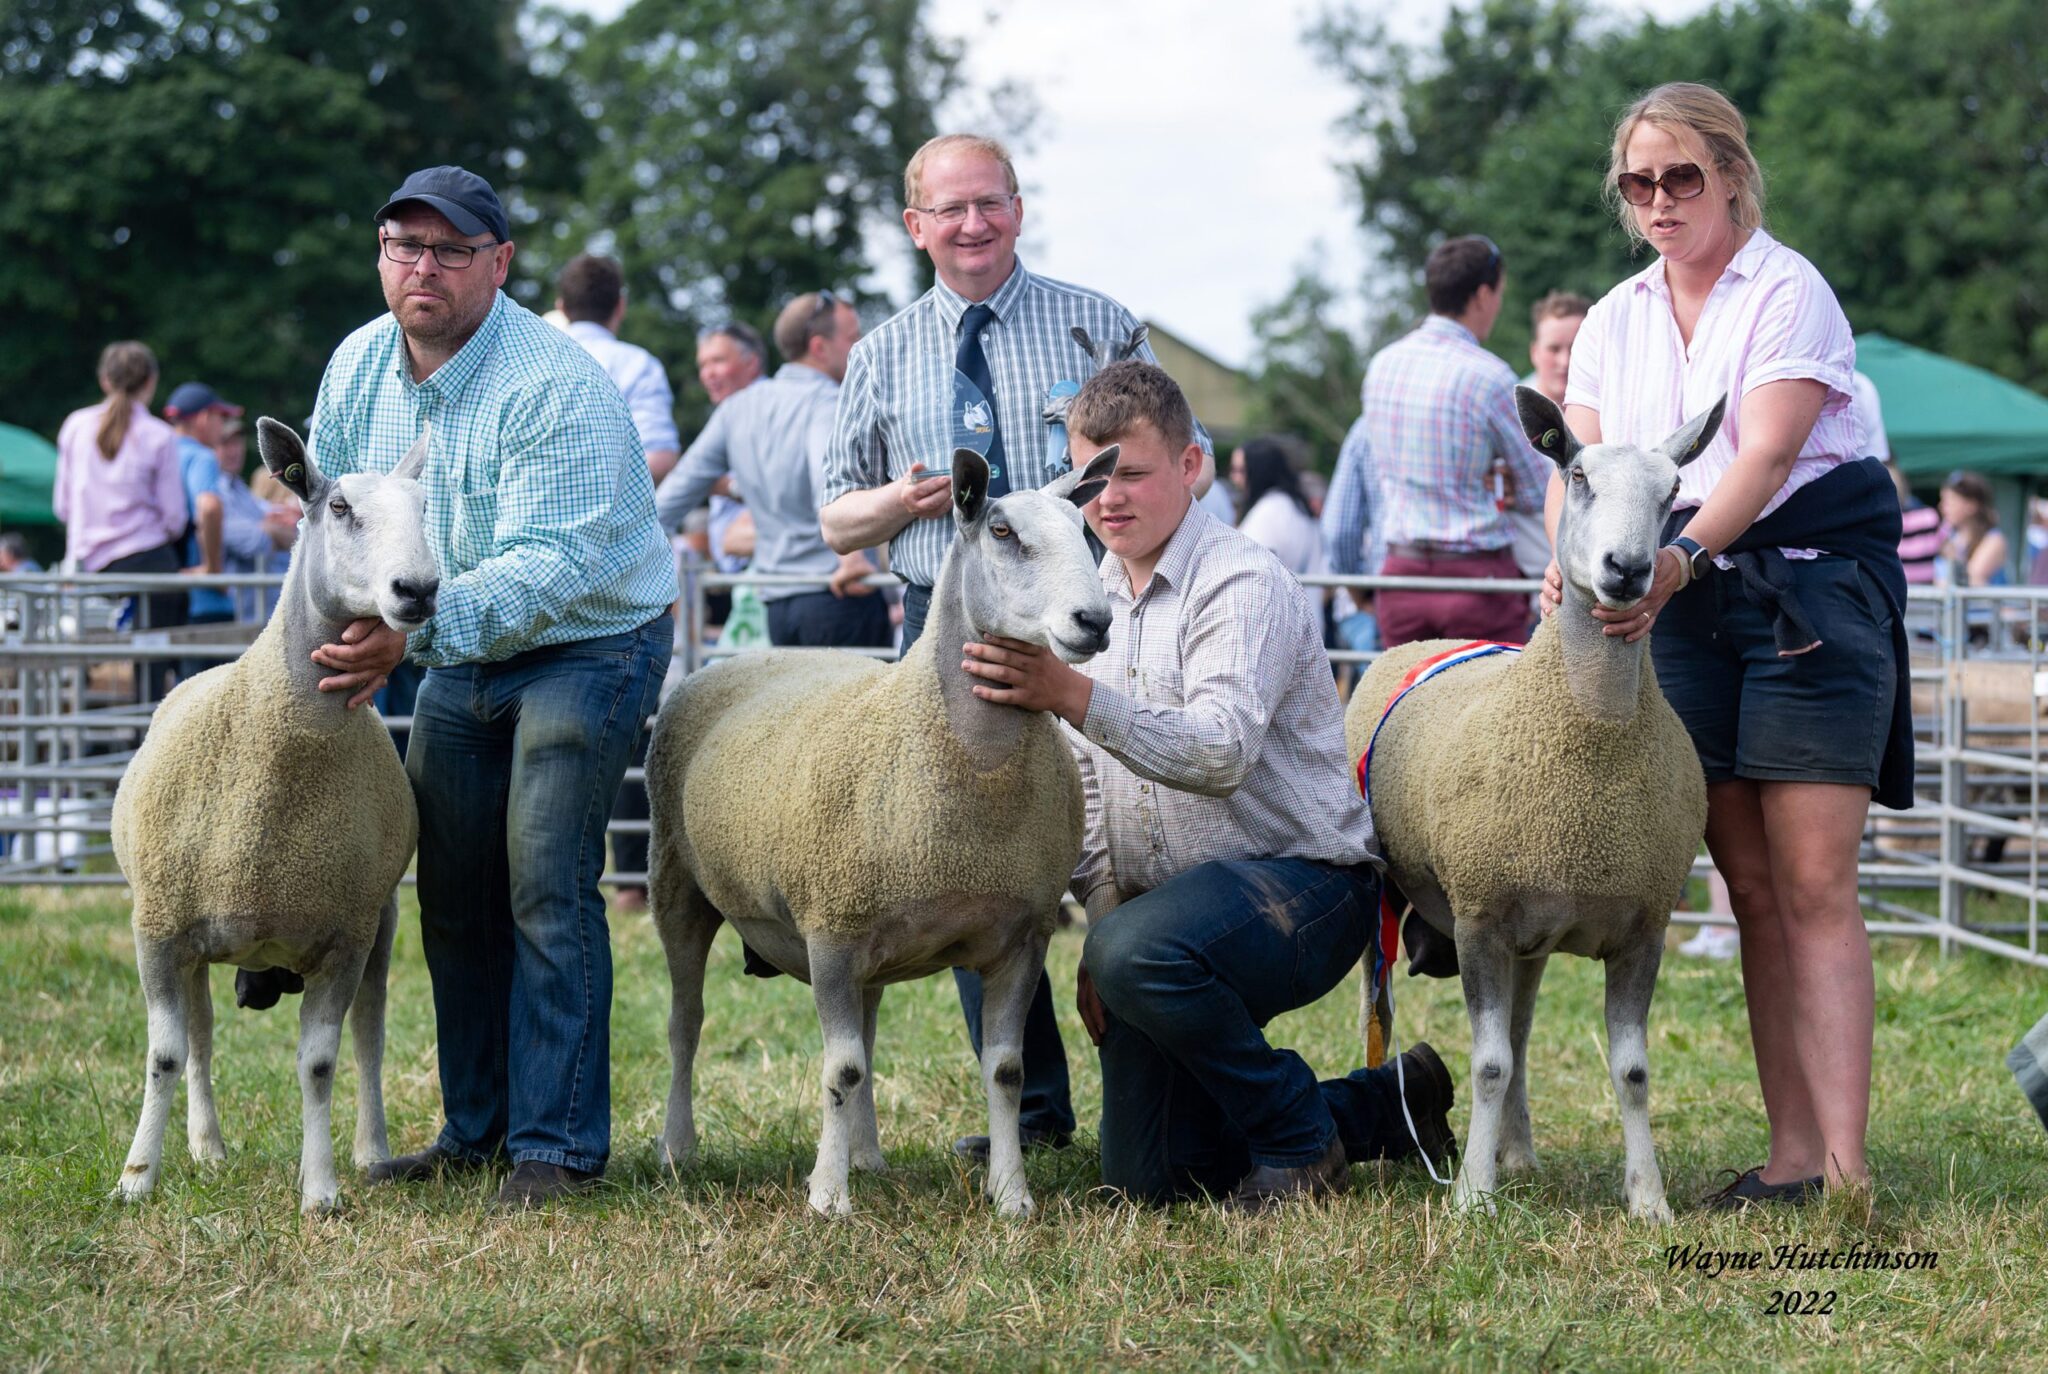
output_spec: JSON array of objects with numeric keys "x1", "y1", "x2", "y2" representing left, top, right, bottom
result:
[{"x1": 5, "y1": 566, "x2": 2046, "y2": 971}]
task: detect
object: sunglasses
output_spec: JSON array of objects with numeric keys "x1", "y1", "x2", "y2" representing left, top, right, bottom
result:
[{"x1": 1615, "y1": 163, "x2": 1707, "y2": 207}]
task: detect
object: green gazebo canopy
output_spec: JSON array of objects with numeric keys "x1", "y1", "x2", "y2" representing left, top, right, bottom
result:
[
  {"x1": 0, "y1": 421, "x2": 59, "y2": 526},
  {"x1": 1858, "y1": 333, "x2": 2048, "y2": 478}
]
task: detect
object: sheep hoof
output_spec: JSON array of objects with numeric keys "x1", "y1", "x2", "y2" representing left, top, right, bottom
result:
[
  {"x1": 1629, "y1": 1194, "x2": 1674, "y2": 1225},
  {"x1": 114, "y1": 1173, "x2": 156, "y2": 1204},
  {"x1": 995, "y1": 1192, "x2": 1036, "y2": 1219},
  {"x1": 807, "y1": 1187, "x2": 853, "y2": 1217},
  {"x1": 189, "y1": 1137, "x2": 227, "y2": 1166},
  {"x1": 851, "y1": 1148, "x2": 888, "y2": 1174},
  {"x1": 1496, "y1": 1143, "x2": 1539, "y2": 1175},
  {"x1": 1451, "y1": 1179, "x2": 1498, "y2": 1216},
  {"x1": 300, "y1": 1190, "x2": 343, "y2": 1217},
  {"x1": 657, "y1": 1136, "x2": 697, "y2": 1171}
]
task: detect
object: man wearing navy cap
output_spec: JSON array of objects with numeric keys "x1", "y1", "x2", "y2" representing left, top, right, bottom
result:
[
  {"x1": 286, "y1": 164, "x2": 677, "y2": 1209},
  {"x1": 163, "y1": 383, "x2": 246, "y2": 640}
]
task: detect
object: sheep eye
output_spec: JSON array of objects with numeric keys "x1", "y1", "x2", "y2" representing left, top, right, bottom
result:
[
  {"x1": 1569, "y1": 468, "x2": 1587, "y2": 485},
  {"x1": 328, "y1": 499, "x2": 351, "y2": 517},
  {"x1": 990, "y1": 522, "x2": 1013, "y2": 539}
]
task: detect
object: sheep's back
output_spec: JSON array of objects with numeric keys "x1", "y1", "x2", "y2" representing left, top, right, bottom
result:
[
  {"x1": 652, "y1": 648, "x2": 1084, "y2": 938},
  {"x1": 114, "y1": 667, "x2": 417, "y2": 948}
]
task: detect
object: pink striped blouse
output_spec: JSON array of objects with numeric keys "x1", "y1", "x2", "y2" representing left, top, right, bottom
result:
[
  {"x1": 1564, "y1": 228, "x2": 1859, "y2": 520},
  {"x1": 53, "y1": 401, "x2": 189, "y2": 571}
]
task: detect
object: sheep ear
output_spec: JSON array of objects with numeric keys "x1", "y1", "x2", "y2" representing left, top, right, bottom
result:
[
  {"x1": 256, "y1": 416, "x2": 321, "y2": 501},
  {"x1": 1070, "y1": 325, "x2": 1101, "y2": 364},
  {"x1": 390, "y1": 421, "x2": 431, "y2": 482},
  {"x1": 1065, "y1": 443, "x2": 1119, "y2": 508},
  {"x1": 1661, "y1": 393, "x2": 1726, "y2": 469},
  {"x1": 1516, "y1": 385, "x2": 1581, "y2": 470},
  {"x1": 1119, "y1": 323, "x2": 1148, "y2": 359},
  {"x1": 952, "y1": 447, "x2": 990, "y2": 525}
]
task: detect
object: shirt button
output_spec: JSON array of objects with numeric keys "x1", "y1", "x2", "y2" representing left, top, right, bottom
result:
[
  {"x1": 1128, "y1": 667, "x2": 1136, "y2": 678},
  {"x1": 1139, "y1": 784, "x2": 1149, "y2": 794}
]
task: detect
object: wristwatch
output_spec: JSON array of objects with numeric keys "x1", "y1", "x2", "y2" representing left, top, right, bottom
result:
[{"x1": 1667, "y1": 535, "x2": 1712, "y2": 584}]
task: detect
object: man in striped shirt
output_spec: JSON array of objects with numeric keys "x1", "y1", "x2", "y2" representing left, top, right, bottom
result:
[
  {"x1": 305, "y1": 166, "x2": 677, "y2": 1210},
  {"x1": 1361, "y1": 235, "x2": 1551, "y2": 646},
  {"x1": 959, "y1": 362, "x2": 1454, "y2": 1207},
  {"x1": 819, "y1": 133, "x2": 1210, "y2": 1163}
]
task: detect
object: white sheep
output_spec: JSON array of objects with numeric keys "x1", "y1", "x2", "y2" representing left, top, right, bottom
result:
[
  {"x1": 646, "y1": 446, "x2": 1118, "y2": 1217},
  {"x1": 110, "y1": 418, "x2": 438, "y2": 1213},
  {"x1": 1345, "y1": 388, "x2": 1721, "y2": 1223}
]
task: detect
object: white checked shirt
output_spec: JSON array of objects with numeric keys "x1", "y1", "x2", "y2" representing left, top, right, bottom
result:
[
  {"x1": 1067, "y1": 503, "x2": 1378, "y2": 908},
  {"x1": 822, "y1": 259, "x2": 1210, "y2": 587},
  {"x1": 1566, "y1": 228, "x2": 1858, "y2": 519}
]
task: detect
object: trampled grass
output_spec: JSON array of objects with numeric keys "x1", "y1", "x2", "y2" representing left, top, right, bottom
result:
[{"x1": 0, "y1": 885, "x2": 2043, "y2": 1371}]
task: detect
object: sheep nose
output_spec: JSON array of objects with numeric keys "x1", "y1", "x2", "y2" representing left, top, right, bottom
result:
[
  {"x1": 1601, "y1": 553, "x2": 1651, "y2": 588},
  {"x1": 1072, "y1": 608, "x2": 1111, "y2": 641},
  {"x1": 392, "y1": 576, "x2": 439, "y2": 618}
]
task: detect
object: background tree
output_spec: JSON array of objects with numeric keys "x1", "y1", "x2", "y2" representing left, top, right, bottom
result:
[
  {"x1": 1243, "y1": 266, "x2": 1368, "y2": 463},
  {"x1": 1277, "y1": 0, "x2": 2048, "y2": 410}
]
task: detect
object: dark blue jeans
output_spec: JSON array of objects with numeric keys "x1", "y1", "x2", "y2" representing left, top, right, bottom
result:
[
  {"x1": 1084, "y1": 857, "x2": 1416, "y2": 1203},
  {"x1": 902, "y1": 586, "x2": 1078, "y2": 1139},
  {"x1": 406, "y1": 615, "x2": 672, "y2": 1173}
]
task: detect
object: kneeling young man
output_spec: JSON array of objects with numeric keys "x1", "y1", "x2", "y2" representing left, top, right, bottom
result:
[{"x1": 960, "y1": 361, "x2": 1456, "y2": 1207}]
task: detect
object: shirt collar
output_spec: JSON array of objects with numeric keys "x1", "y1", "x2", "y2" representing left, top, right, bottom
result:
[
  {"x1": 929, "y1": 258, "x2": 1032, "y2": 333},
  {"x1": 771, "y1": 362, "x2": 837, "y2": 388},
  {"x1": 1103, "y1": 499, "x2": 1208, "y2": 600},
  {"x1": 1420, "y1": 314, "x2": 1479, "y2": 347},
  {"x1": 564, "y1": 319, "x2": 617, "y2": 344},
  {"x1": 390, "y1": 290, "x2": 508, "y2": 403},
  {"x1": 1634, "y1": 226, "x2": 1779, "y2": 300}
]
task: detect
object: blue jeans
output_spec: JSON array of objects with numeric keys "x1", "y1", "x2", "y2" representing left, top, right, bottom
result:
[
  {"x1": 903, "y1": 587, "x2": 1078, "y2": 1139},
  {"x1": 766, "y1": 589, "x2": 892, "y2": 648},
  {"x1": 1084, "y1": 857, "x2": 1415, "y2": 1203},
  {"x1": 406, "y1": 615, "x2": 672, "y2": 1173}
]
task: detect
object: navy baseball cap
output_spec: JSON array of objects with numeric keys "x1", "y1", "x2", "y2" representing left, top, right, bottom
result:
[
  {"x1": 163, "y1": 382, "x2": 243, "y2": 419},
  {"x1": 374, "y1": 165, "x2": 510, "y2": 243}
]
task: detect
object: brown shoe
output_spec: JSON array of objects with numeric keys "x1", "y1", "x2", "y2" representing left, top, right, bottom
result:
[
  {"x1": 1702, "y1": 1167, "x2": 1824, "y2": 1212},
  {"x1": 1391, "y1": 1041, "x2": 1458, "y2": 1169},
  {"x1": 1222, "y1": 1136, "x2": 1350, "y2": 1212},
  {"x1": 490, "y1": 1160, "x2": 601, "y2": 1211},
  {"x1": 365, "y1": 1142, "x2": 490, "y2": 1185}
]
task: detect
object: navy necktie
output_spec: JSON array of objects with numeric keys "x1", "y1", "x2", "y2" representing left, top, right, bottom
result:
[{"x1": 956, "y1": 302, "x2": 1008, "y2": 497}]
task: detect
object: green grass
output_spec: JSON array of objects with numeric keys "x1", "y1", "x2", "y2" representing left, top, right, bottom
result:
[{"x1": 1, "y1": 887, "x2": 2044, "y2": 1371}]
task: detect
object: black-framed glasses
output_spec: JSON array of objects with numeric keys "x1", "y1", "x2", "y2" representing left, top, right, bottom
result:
[
  {"x1": 380, "y1": 235, "x2": 501, "y2": 269},
  {"x1": 1615, "y1": 163, "x2": 1707, "y2": 206},
  {"x1": 909, "y1": 194, "x2": 1017, "y2": 226}
]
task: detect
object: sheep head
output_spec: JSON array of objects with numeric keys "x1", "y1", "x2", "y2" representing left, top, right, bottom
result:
[
  {"x1": 1516, "y1": 386, "x2": 1725, "y2": 611},
  {"x1": 256, "y1": 417, "x2": 442, "y2": 633},
  {"x1": 950, "y1": 445, "x2": 1118, "y2": 663}
]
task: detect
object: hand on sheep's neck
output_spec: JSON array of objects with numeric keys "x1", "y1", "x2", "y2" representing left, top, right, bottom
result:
[
  {"x1": 271, "y1": 558, "x2": 373, "y2": 729},
  {"x1": 1553, "y1": 576, "x2": 1649, "y2": 724}
]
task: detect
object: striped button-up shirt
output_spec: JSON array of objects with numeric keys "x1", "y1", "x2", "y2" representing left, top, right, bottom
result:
[
  {"x1": 821, "y1": 260, "x2": 1210, "y2": 587},
  {"x1": 1068, "y1": 503, "x2": 1378, "y2": 907},
  {"x1": 1362, "y1": 315, "x2": 1551, "y2": 554},
  {"x1": 309, "y1": 291, "x2": 678, "y2": 667},
  {"x1": 1565, "y1": 229, "x2": 1857, "y2": 520}
]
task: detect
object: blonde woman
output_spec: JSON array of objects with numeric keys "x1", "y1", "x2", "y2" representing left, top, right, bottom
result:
[
  {"x1": 53, "y1": 341, "x2": 190, "y2": 698},
  {"x1": 1541, "y1": 83, "x2": 1910, "y2": 1205}
]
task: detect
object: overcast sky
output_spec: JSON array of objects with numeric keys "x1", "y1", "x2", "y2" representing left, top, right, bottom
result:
[{"x1": 562, "y1": 0, "x2": 1710, "y2": 366}]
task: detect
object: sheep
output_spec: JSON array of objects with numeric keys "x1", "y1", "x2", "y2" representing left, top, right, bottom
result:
[
  {"x1": 1345, "y1": 387, "x2": 1721, "y2": 1223},
  {"x1": 110, "y1": 417, "x2": 438, "y2": 1214},
  {"x1": 646, "y1": 445, "x2": 1119, "y2": 1217}
]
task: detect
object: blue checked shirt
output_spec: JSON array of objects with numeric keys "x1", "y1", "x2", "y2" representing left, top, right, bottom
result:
[
  {"x1": 821, "y1": 260, "x2": 1211, "y2": 587},
  {"x1": 308, "y1": 291, "x2": 678, "y2": 667},
  {"x1": 1319, "y1": 414, "x2": 1384, "y2": 577},
  {"x1": 1361, "y1": 315, "x2": 1550, "y2": 554}
]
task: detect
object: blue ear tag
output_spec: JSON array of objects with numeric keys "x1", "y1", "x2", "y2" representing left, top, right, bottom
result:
[
  {"x1": 953, "y1": 368, "x2": 996, "y2": 482},
  {"x1": 1042, "y1": 379, "x2": 1080, "y2": 473}
]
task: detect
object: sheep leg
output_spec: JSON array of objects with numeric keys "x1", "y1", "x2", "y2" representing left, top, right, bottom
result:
[
  {"x1": 1451, "y1": 922, "x2": 1513, "y2": 1215},
  {"x1": 348, "y1": 896, "x2": 397, "y2": 1167},
  {"x1": 805, "y1": 942, "x2": 868, "y2": 1216},
  {"x1": 1497, "y1": 954, "x2": 1547, "y2": 1175},
  {"x1": 296, "y1": 958, "x2": 365, "y2": 1215},
  {"x1": 976, "y1": 937, "x2": 1044, "y2": 1218},
  {"x1": 849, "y1": 985, "x2": 886, "y2": 1174},
  {"x1": 117, "y1": 938, "x2": 191, "y2": 1202},
  {"x1": 1604, "y1": 933, "x2": 1672, "y2": 1224},
  {"x1": 651, "y1": 879, "x2": 720, "y2": 1168},
  {"x1": 184, "y1": 962, "x2": 226, "y2": 1165}
]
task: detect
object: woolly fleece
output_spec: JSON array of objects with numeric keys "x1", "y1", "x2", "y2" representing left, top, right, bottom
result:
[
  {"x1": 112, "y1": 613, "x2": 418, "y2": 956},
  {"x1": 646, "y1": 631, "x2": 1084, "y2": 942},
  {"x1": 1345, "y1": 621, "x2": 1705, "y2": 924}
]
